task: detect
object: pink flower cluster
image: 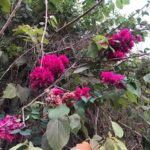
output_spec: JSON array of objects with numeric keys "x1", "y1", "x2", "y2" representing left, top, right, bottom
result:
[
  {"x1": 104, "y1": 28, "x2": 142, "y2": 60},
  {"x1": 101, "y1": 71, "x2": 125, "y2": 88},
  {"x1": 30, "y1": 54, "x2": 69, "y2": 89},
  {"x1": 45, "y1": 87, "x2": 90, "y2": 107},
  {"x1": 0, "y1": 115, "x2": 23, "y2": 142}
]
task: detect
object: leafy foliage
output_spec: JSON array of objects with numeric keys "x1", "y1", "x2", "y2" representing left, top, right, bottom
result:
[{"x1": 0, "y1": 0, "x2": 150, "y2": 149}]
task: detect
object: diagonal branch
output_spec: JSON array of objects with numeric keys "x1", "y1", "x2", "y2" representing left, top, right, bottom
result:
[
  {"x1": 49, "y1": 0, "x2": 104, "y2": 40},
  {"x1": 0, "y1": 0, "x2": 23, "y2": 36}
]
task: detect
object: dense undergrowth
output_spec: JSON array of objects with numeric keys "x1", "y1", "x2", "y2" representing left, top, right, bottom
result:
[{"x1": 0, "y1": 0, "x2": 150, "y2": 150}]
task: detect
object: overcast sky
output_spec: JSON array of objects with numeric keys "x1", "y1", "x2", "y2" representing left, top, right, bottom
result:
[{"x1": 120, "y1": 0, "x2": 150, "y2": 52}]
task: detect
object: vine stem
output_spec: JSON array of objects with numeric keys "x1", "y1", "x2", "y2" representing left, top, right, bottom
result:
[
  {"x1": 40, "y1": 0, "x2": 48, "y2": 67},
  {"x1": 0, "y1": 0, "x2": 23, "y2": 36}
]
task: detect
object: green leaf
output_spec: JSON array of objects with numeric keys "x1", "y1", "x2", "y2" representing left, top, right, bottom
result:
[
  {"x1": 126, "y1": 90, "x2": 137, "y2": 103},
  {"x1": 143, "y1": 74, "x2": 150, "y2": 83},
  {"x1": 87, "y1": 42, "x2": 99, "y2": 58},
  {"x1": 90, "y1": 135, "x2": 102, "y2": 149},
  {"x1": 0, "y1": 0, "x2": 11, "y2": 14},
  {"x1": 16, "y1": 84, "x2": 30, "y2": 103},
  {"x1": 3, "y1": 83, "x2": 17, "y2": 99},
  {"x1": 93, "y1": 35, "x2": 108, "y2": 50},
  {"x1": 20, "y1": 129, "x2": 31, "y2": 136},
  {"x1": 127, "y1": 81, "x2": 141, "y2": 97},
  {"x1": 11, "y1": 129, "x2": 21, "y2": 134},
  {"x1": 10, "y1": 140, "x2": 28, "y2": 150},
  {"x1": 46, "y1": 118, "x2": 70, "y2": 150},
  {"x1": 116, "y1": 0, "x2": 123, "y2": 9},
  {"x1": 73, "y1": 66, "x2": 89, "y2": 74},
  {"x1": 48, "y1": 104, "x2": 70, "y2": 119},
  {"x1": 69, "y1": 114, "x2": 81, "y2": 134},
  {"x1": 100, "y1": 137, "x2": 127, "y2": 150},
  {"x1": 122, "y1": 0, "x2": 129, "y2": 5},
  {"x1": 41, "y1": 134, "x2": 52, "y2": 150},
  {"x1": 143, "y1": 111, "x2": 150, "y2": 125},
  {"x1": 28, "y1": 141, "x2": 42, "y2": 150},
  {"x1": 111, "y1": 121, "x2": 124, "y2": 138}
]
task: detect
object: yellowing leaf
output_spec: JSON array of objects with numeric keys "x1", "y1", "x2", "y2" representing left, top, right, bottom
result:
[
  {"x1": 111, "y1": 121, "x2": 124, "y2": 138},
  {"x1": 3, "y1": 83, "x2": 16, "y2": 99}
]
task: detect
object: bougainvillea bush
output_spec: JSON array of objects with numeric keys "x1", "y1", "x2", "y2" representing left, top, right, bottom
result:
[{"x1": 0, "y1": 0, "x2": 150, "y2": 150}]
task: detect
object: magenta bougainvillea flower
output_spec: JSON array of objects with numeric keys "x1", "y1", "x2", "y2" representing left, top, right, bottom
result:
[
  {"x1": 29, "y1": 54, "x2": 69, "y2": 89},
  {"x1": 0, "y1": 115, "x2": 23, "y2": 142},
  {"x1": 29, "y1": 67, "x2": 54, "y2": 89},
  {"x1": 100, "y1": 28, "x2": 143, "y2": 60},
  {"x1": 38, "y1": 54, "x2": 65, "y2": 76},
  {"x1": 45, "y1": 87, "x2": 90, "y2": 107},
  {"x1": 59, "y1": 55, "x2": 70, "y2": 67},
  {"x1": 74, "y1": 87, "x2": 91, "y2": 100},
  {"x1": 136, "y1": 35, "x2": 143, "y2": 42},
  {"x1": 101, "y1": 71, "x2": 125, "y2": 88}
]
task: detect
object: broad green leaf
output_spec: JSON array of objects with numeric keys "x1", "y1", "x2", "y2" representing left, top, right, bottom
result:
[
  {"x1": 28, "y1": 141, "x2": 42, "y2": 150},
  {"x1": 101, "y1": 138, "x2": 118, "y2": 150},
  {"x1": 100, "y1": 137, "x2": 127, "y2": 150},
  {"x1": 3, "y1": 83, "x2": 16, "y2": 99},
  {"x1": 41, "y1": 134, "x2": 52, "y2": 150},
  {"x1": 69, "y1": 114, "x2": 81, "y2": 134},
  {"x1": 143, "y1": 74, "x2": 150, "y2": 83},
  {"x1": 10, "y1": 143, "x2": 25, "y2": 150},
  {"x1": 111, "y1": 121, "x2": 124, "y2": 138},
  {"x1": 46, "y1": 118, "x2": 70, "y2": 150},
  {"x1": 90, "y1": 135, "x2": 102, "y2": 149},
  {"x1": 143, "y1": 111, "x2": 150, "y2": 125},
  {"x1": 11, "y1": 129, "x2": 21, "y2": 134},
  {"x1": 122, "y1": 0, "x2": 129, "y2": 5},
  {"x1": 16, "y1": 84, "x2": 30, "y2": 103},
  {"x1": 116, "y1": 0, "x2": 123, "y2": 9},
  {"x1": 87, "y1": 42, "x2": 99, "y2": 58},
  {"x1": 93, "y1": 35, "x2": 108, "y2": 50},
  {"x1": 127, "y1": 81, "x2": 141, "y2": 97},
  {"x1": 0, "y1": 0, "x2": 11, "y2": 14},
  {"x1": 20, "y1": 129, "x2": 31, "y2": 136},
  {"x1": 73, "y1": 66, "x2": 89, "y2": 74},
  {"x1": 126, "y1": 90, "x2": 137, "y2": 103},
  {"x1": 111, "y1": 137, "x2": 127, "y2": 150},
  {"x1": 10, "y1": 140, "x2": 28, "y2": 150},
  {"x1": 48, "y1": 104, "x2": 70, "y2": 119}
]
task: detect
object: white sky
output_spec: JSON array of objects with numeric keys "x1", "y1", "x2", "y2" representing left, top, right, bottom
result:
[{"x1": 120, "y1": 0, "x2": 150, "y2": 52}]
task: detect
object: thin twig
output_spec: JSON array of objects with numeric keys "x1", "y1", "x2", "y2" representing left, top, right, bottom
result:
[
  {"x1": 118, "y1": 121, "x2": 142, "y2": 137},
  {"x1": 0, "y1": 46, "x2": 35, "y2": 81},
  {"x1": 40, "y1": 0, "x2": 48, "y2": 67},
  {"x1": 107, "y1": 3, "x2": 150, "y2": 35},
  {"x1": 94, "y1": 106, "x2": 100, "y2": 135},
  {"x1": 0, "y1": 0, "x2": 23, "y2": 36}
]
